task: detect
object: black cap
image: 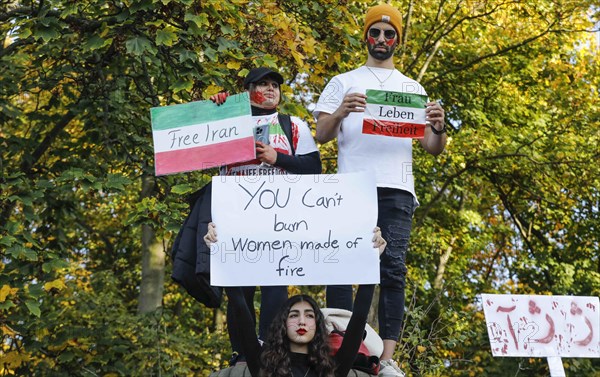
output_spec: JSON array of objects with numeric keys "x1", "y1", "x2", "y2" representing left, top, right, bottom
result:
[{"x1": 243, "y1": 67, "x2": 284, "y2": 89}]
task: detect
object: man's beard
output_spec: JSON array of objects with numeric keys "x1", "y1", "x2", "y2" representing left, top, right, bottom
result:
[{"x1": 368, "y1": 43, "x2": 396, "y2": 61}]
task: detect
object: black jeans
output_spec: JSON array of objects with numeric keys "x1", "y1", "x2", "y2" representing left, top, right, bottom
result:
[
  {"x1": 227, "y1": 285, "x2": 288, "y2": 358},
  {"x1": 327, "y1": 188, "x2": 415, "y2": 341}
]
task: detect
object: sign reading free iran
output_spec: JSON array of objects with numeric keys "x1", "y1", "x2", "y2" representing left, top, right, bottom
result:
[
  {"x1": 362, "y1": 89, "x2": 428, "y2": 138},
  {"x1": 150, "y1": 93, "x2": 255, "y2": 176}
]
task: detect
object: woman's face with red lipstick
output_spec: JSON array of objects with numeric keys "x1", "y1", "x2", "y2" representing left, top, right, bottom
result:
[
  {"x1": 286, "y1": 300, "x2": 317, "y2": 352},
  {"x1": 366, "y1": 21, "x2": 398, "y2": 61},
  {"x1": 249, "y1": 78, "x2": 280, "y2": 109}
]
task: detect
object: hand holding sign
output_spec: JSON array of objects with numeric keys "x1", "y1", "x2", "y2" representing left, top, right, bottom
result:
[
  {"x1": 210, "y1": 92, "x2": 230, "y2": 106},
  {"x1": 425, "y1": 101, "x2": 446, "y2": 134},
  {"x1": 372, "y1": 226, "x2": 386, "y2": 255},
  {"x1": 335, "y1": 92, "x2": 368, "y2": 118},
  {"x1": 204, "y1": 222, "x2": 218, "y2": 247}
]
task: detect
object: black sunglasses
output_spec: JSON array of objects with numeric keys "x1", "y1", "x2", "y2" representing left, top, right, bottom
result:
[{"x1": 368, "y1": 28, "x2": 397, "y2": 40}]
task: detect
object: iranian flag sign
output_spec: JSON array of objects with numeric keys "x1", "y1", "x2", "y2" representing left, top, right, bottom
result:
[
  {"x1": 362, "y1": 89, "x2": 428, "y2": 138},
  {"x1": 150, "y1": 93, "x2": 254, "y2": 176}
]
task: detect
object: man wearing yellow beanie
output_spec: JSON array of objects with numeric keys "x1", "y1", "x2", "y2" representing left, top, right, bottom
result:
[{"x1": 313, "y1": 3, "x2": 448, "y2": 377}]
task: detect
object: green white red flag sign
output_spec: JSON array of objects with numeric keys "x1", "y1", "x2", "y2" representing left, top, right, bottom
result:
[
  {"x1": 150, "y1": 93, "x2": 254, "y2": 176},
  {"x1": 362, "y1": 89, "x2": 428, "y2": 138}
]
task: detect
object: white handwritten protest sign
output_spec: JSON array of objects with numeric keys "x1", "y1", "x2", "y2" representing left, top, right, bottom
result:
[
  {"x1": 210, "y1": 172, "x2": 379, "y2": 286},
  {"x1": 362, "y1": 89, "x2": 428, "y2": 139},
  {"x1": 150, "y1": 93, "x2": 254, "y2": 176},
  {"x1": 481, "y1": 294, "x2": 599, "y2": 358}
]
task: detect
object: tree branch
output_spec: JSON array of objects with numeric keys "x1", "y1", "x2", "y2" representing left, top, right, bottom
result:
[
  {"x1": 0, "y1": 6, "x2": 119, "y2": 31},
  {"x1": 0, "y1": 37, "x2": 31, "y2": 59},
  {"x1": 399, "y1": 0, "x2": 414, "y2": 68},
  {"x1": 424, "y1": 21, "x2": 558, "y2": 86},
  {"x1": 417, "y1": 39, "x2": 441, "y2": 82},
  {"x1": 406, "y1": 0, "x2": 517, "y2": 74},
  {"x1": 415, "y1": 162, "x2": 473, "y2": 227},
  {"x1": 433, "y1": 236, "x2": 457, "y2": 291},
  {"x1": 19, "y1": 109, "x2": 77, "y2": 175}
]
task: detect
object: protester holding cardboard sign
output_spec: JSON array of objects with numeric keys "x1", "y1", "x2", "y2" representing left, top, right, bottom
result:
[
  {"x1": 313, "y1": 4, "x2": 448, "y2": 376},
  {"x1": 209, "y1": 67, "x2": 321, "y2": 367},
  {"x1": 205, "y1": 227, "x2": 387, "y2": 377},
  {"x1": 211, "y1": 68, "x2": 321, "y2": 175}
]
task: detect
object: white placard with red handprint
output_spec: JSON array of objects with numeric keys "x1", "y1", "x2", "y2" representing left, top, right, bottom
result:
[{"x1": 482, "y1": 294, "x2": 599, "y2": 357}]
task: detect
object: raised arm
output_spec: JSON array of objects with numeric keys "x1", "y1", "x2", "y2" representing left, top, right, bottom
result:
[
  {"x1": 274, "y1": 151, "x2": 322, "y2": 174},
  {"x1": 206, "y1": 225, "x2": 261, "y2": 376},
  {"x1": 224, "y1": 287, "x2": 262, "y2": 377},
  {"x1": 333, "y1": 228, "x2": 384, "y2": 376},
  {"x1": 332, "y1": 284, "x2": 376, "y2": 377}
]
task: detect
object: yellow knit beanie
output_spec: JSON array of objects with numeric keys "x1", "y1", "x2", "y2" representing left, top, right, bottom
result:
[{"x1": 363, "y1": 3, "x2": 402, "y2": 40}]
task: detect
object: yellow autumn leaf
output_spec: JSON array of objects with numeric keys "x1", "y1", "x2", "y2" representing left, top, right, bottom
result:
[
  {"x1": 303, "y1": 38, "x2": 316, "y2": 55},
  {"x1": 43, "y1": 279, "x2": 66, "y2": 291},
  {"x1": 67, "y1": 339, "x2": 80, "y2": 346},
  {"x1": 48, "y1": 343, "x2": 67, "y2": 352},
  {"x1": 290, "y1": 50, "x2": 305, "y2": 66},
  {"x1": 36, "y1": 328, "x2": 49, "y2": 338},
  {"x1": 417, "y1": 345, "x2": 427, "y2": 353},
  {"x1": 1, "y1": 325, "x2": 17, "y2": 337},
  {"x1": 2, "y1": 350, "x2": 27, "y2": 368},
  {"x1": 326, "y1": 52, "x2": 341, "y2": 66},
  {"x1": 0, "y1": 284, "x2": 18, "y2": 303},
  {"x1": 227, "y1": 61, "x2": 241, "y2": 70},
  {"x1": 204, "y1": 84, "x2": 223, "y2": 98}
]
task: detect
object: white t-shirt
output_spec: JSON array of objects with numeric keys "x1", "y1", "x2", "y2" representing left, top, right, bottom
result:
[
  {"x1": 220, "y1": 112, "x2": 318, "y2": 176},
  {"x1": 313, "y1": 66, "x2": 427, "y2": 199}
]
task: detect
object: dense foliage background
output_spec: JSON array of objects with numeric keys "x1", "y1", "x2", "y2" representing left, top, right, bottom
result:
[{"x1": 1, "y1": 0, "x2": 599, "y2": 376}]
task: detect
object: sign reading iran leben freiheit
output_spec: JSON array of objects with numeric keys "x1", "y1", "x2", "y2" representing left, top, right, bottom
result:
[
  {"x1": 210, "y1": 172, "x2": 380, "y2": 286},
  {"x1": 150, "y1": 93, "x2": 254, "y2": 176},
  {"x1": 362, "y1": 89, "x2": 428, "y2": 138}
]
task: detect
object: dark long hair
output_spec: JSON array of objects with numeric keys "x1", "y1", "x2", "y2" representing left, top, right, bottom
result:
[{"x1": 259, "y1": 295, "x2": 336, "y2": 377}]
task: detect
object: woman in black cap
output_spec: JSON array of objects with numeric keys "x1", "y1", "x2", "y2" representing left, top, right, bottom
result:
[{"x1": 210, "y1": 67, "x2": 322, "y2": 366}]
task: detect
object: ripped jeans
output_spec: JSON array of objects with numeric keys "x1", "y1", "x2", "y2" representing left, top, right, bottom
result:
[{"x1": 326, "y1": 187, "x2": 416, "y2": 341}]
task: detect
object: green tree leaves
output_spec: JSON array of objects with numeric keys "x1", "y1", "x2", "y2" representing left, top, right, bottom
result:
[
  {"x1": 126, "y1": 36, "x2": 155, "y2": 55},
  {"x1": 1, "y1": 0, "x2": 598, "y2": 375}
]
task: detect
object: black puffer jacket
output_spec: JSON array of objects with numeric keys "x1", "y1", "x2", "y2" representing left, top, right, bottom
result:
[{"x1": 171, "y1": 182, "x2": 222, "y2": 307}]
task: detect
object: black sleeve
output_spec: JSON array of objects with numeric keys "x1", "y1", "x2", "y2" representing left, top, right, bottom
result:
[
  {"x1": 333, "y1": 284, "x2": 376, "y2": 377},
  {"x1": 224, "y1": 287, "x2": 261, "y2": 377},
  {"x1": 273, "y1": 151, "x2": 322, "y2": 174}
]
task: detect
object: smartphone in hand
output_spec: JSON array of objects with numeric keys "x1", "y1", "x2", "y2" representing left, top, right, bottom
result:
[{"x1": 254, "y1": 124, "x2": 270, "y2": 144}]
